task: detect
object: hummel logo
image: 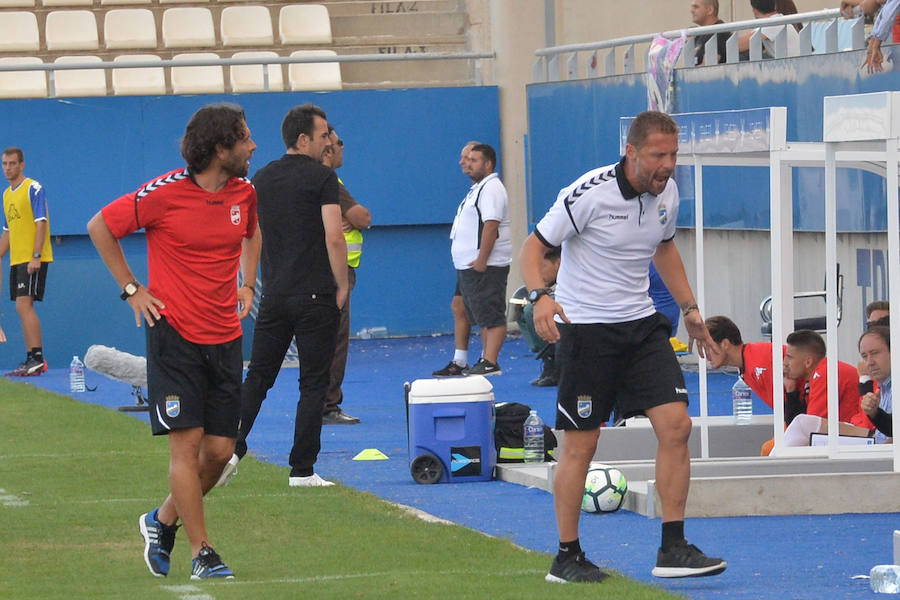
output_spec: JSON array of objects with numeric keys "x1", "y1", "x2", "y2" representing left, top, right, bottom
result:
[
  {"x1": 675, "y1": 387, "x2": 688, "y2": 395},
  {"x1": 813, "y1": 372, "x2": 821, "y2": 379},
  {"x1": 608, "y1": 214, "x2": 628, "y2": 221},
  {"x1": 755, "y1": 367, "x2": 766, "y2": 377}
]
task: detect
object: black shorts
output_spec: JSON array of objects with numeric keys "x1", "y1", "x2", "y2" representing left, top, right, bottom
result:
[
  {"x1": 457, "y1": 265, "x2": 509, "y2": 329},
  {"x1": 9, "y1": 262, "x2": 48, "y2": 301},
  {"x1": 146, "y1": 316, "x2": 243, "y2": 437},
  {"x1": 555, "y1": 312, "x2": 688, "y2": 431}
]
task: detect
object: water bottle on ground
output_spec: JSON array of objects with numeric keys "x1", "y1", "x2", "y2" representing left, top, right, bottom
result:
[
  {"x1": 871, "y1": 565, "x2": 900, "y2": 593},
  {"x1": 732, "y1": 376, "x2": 753, "y2": 425},
  {"x1": 69, "y1": 355, "x2": 85, "y2": 393},
  {"x1": 358, "y1": 326, "x2": 388, "y2": 340},
  {"x1": 523, "y1": 410, "x2": 544, "y2": 463}
]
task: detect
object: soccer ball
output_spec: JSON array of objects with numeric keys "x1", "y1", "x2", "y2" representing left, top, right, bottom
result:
[{"x1": 581, "y1": 464, "x2": 627, "y2": 513}]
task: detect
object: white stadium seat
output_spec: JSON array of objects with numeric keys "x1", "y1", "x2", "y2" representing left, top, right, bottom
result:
[
  {"x1": 105, "y1": 9, "x2": 157, "y2": 50},
  {"x1": 221, "y1": 6, "x2": 274, "y2": 47},
  {"x1": 111, "y1": 54, "x2": 165, "y2": 95},
  {"x1": 46, "y1": 10, "x2": 99, "y2": 51},
  {"x1": 171, "y1": 53, "x2": 224, "y2": 94},
  {"x1": 162, "y1": 8, "x2": 216, "y2": 48},
  {"x1": 160, "y1": 0, "x2": 204, "y2": 3},
  {"x1": 0, "y1": 0, "x2": 34, "y2": 6},
  {"x1": 279, "y1": 4, "x2": 332, "y2": 45},
  {"x1": 0, "y1": 12, "x2": 40, "y2": 52},
  {"x1": 288, "y1": 50, "x2": 341, "y2": 91},
  {"x1": 0, "y1": 57, "x2": 47, "y2": 98},
  {"x1": 52, "y1": 56, "x2": 107, "y2": 97},
  {"x1": 100, "y1": 0, "x2": 151, "y2": 4},
  {"x1": 42, "y1": 0, "x2": 92, "y2": 6},
  {"x1": 230, "y1": 51, "x2": 283, "y2": 93}
]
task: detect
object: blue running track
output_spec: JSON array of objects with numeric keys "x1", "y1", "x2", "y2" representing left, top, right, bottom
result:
[{"x1": 29, "y1": 335, "x2": 896, "y2": 599}]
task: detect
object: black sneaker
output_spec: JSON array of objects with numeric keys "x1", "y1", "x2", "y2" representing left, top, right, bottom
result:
[
  {"x1": 190, "y1": 543, "x2": 234, "y2": 580},
  {"x1": 432, "y1": 361, "x2": 468, "y2": 377},
  {"x1": 652, "y1": 540, "x2": 727, "y2": 578},
  {"x1": 467, "y1": 357, "x2": 501, "y2": 377},
  {"x1": 22, "y1": 356, "x2": 47, "y2": 376},
  {"x1": 545, "y1": 552, "x2": 610, "y2": 584},
  {"x1": 322, "y1": 410, "x2": 360, "y2": 425}
]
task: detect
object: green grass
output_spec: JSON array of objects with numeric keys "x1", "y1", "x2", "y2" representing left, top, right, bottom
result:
[{"x1": 0, "y1": 379, "x2": 683, "y2": 599}]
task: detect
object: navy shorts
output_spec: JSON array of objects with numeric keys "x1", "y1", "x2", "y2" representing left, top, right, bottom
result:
[
  {"x1": 555, "y1": 312, "x2": 687, "y2": 431},
  {"x1": 145, "y1": 316, "x2": 243, "y2": 437}
]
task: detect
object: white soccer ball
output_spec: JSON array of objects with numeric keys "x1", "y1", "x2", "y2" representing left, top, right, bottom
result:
[{"x1": 581, "y1": 464, "x2": 627, "y2": 513}]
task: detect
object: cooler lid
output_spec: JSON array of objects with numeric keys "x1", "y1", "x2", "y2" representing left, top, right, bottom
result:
[{"x1": 408, "y1": 375, "x2": 493, "y2": 400}]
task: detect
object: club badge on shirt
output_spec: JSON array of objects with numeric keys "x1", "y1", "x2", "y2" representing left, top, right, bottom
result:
[{"x1": 230, "y1": 205, "x2": 241, "y2": 225}]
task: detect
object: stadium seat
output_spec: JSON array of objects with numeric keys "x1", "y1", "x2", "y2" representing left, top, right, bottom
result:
[
  {"x1": 160, "y1": 0, "x2": 204, "y2": 3},
  {"x1": 221, "y1": 6, "x2": 274, "y2": 46},
  {"x1": 105, "y1": 9, "x2": 157, "y2": 50},
  {"x1": 230, "y1": 51, "x2": 283, "y2": 93},
  {"x1": 42, "y1": 0, "x2": 92, "y2": 6},
  {"x1": 52, "y1": 56, "x2": 107, "y2": 97},
  {"x1": 162, "y1": 8, "x2": 216, "y2": 48},
  {"x1": 279, "y1": 4, "x2": 332, "y2": 45},
  {"x1": 0, "y1": 0, "x2": 34, "y2": 6},
  {"x1": 171, "y1": 53, "x2": 224, "y2": 94},
  {"x1": 0, "y1": 57, "x2": 47, "y2": 98},
  {"x1": 100, "y1": 0, "x2": 151, "y2": 4},
  {"x1": 111, "y1": 54, "x2": 165, "y2": 95},
  {"x1": 288, "y1": 50, "x2": 342, "y2": 91},
  {"x1": 0, "y1": 12, "x2": 39, "y2": 52},
  {"x1": 46, "y1": 10, "x2": 99, "y2": 51}
]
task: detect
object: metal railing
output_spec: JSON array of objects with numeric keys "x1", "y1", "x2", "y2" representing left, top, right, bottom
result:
[
  {"x1": 533, "y1": 8, "x2": 861, "y2": 82},
  {"x1": 0, "y1": 51, "x2": 495, "y2": 97}
]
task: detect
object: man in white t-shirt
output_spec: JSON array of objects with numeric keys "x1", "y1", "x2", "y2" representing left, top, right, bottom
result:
[
  {"x1": 436, "y1": 143, "x2": 510, "y2": 377},
  {"x1": 521, "y1": 111, "x2": 726, "y2": 584}
]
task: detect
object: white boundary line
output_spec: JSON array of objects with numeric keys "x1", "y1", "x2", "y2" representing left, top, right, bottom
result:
[
  {"x1": 0, "y1": 450, "x2": 167, "y2": 460},
  {"x1": 190, "y1": 568, "x2": 544, "y2": 587}
]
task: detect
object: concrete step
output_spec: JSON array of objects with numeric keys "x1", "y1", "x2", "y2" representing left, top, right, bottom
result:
[
  {"x1": 331, "y1": 12, "x2": 467, "y2": 45},
  {"x1": 324, "y1": 1, "x2": 464, "y2": 18}
]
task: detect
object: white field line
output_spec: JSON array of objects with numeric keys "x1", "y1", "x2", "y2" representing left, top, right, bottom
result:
[
  {"x1": 188, "y1": 568, "x2": 544, "y2": 588},
  {"x1": 0, "y1": 488, "x2": 29, "y2": 507},
  {"x1": 15, "y1": 492, "x2": 297, "y2": 506},
  {"x1": 160, "y1": 584, "x2": 214, "y2": 600},
  {"x1": 0, "y1": 449, "x2": 167, "y2": 460}
]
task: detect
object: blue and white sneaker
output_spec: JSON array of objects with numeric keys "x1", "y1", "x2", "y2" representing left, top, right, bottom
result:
[
  {"x1": 138, "y1": 508, "x2": 178, "y2": 577},
  {"x1": 190, "y1": 543, "x2": 234, "y2": 580}
]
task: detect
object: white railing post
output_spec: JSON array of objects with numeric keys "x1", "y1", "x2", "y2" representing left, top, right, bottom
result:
[
  {"x1": 623, "y1": 44, "x2": 635, "y2": 74},
  {"x1": 566, "y1": 52, "x2": 578, "y2": 80}
]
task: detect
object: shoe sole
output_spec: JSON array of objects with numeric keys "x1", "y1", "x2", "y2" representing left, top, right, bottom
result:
[
  {"x1": 469, "y1": 370, "x2": 502, "y2": 377},
  {"x1": 190, "y1": 573, "x2": 235, "y2": 580},
  {"x1": 138, "y1": 514, "x2": 166, "y2": 578},
  {"x1": 652, "y1": 561, "x2": 727, "y2": 578},
  {"x1": 545, "y1": 573, "x2": 567, "y2": 584},
  {"x1": 214, "y1": 458, "x2": 238, "y2": 488}
]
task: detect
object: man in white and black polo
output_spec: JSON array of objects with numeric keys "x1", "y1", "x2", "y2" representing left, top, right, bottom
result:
[
  {"x1": 437, "y1": 143, "x2": 510, "y2": 377},
  {"x1": 521, "y1": 111, "x2": 726, "y2": 584}
]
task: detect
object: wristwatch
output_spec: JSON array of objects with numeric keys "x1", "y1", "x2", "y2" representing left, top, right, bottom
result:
[
  {"x1": 527, "y1": 287, "x2": 553, "y2": 303},
  {"x1": 31, "y1": 252, "x2": 40, "y2": 259},
  {"x1": 120, "y1": 280, "x2": 139, "y2": 301}
]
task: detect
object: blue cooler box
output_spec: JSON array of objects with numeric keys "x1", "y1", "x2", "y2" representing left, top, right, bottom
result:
[{"x1": 407, "y1": 375, "x2": 496, "y2": 484}]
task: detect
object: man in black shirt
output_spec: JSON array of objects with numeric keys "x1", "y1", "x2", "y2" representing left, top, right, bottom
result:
[
  {"x1": 691, "y1": 0, "x2": 728, "y2": 65},
  {"x1": 219, "y1": 103, "x2": 348, "y2": 488}
]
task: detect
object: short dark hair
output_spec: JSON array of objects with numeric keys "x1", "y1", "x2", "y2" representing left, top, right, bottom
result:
[
  {"x1": 751, "y1": 0, "x2": 776, "y2": 13},
  {"x1": 705, "y1": 315, "x2": 743, "y2": 346},
  {"x1": 871, "y1": 315, "x2": 890, "y2": 328},
  {"x1": 282, "y1": 103, "x2": 327, "y2": 150},
  {"x1": 626, "y1": 111, "x2": 679, "y2": 149},
  {"x1": 866, "y1": 300, "x2": 890, "y2": 319},
  {"x1": 786, "y1": 329, "x2": 826, "y2": 360},
  {"x1": 860, "y1": 325, "x2": 891, "y2": 351},
  {"x1": 469, "y1": 143, "x2": 496, "y2": 171},
  {"x1": 2, "y1": 146, "x2": 23, "y2": 162},
  {"x1": 180, "y1": 103, "x2": 247, "y2": 174}
]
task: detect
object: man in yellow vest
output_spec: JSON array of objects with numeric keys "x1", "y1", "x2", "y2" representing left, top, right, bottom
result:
[
  {"x1": 322, "y1": 127, "x2": 371, "y2": 424},
  {"x1": 1, "y1": 147, "x2": 51, "y2": 376}
]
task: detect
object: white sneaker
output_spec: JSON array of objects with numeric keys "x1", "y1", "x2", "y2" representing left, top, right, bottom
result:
[
  {"x1": 215, "y1": 454, "x2": 240, "y2": 488},
  {"x1": 288, "y1": 473, "x2": 335, "y2": 487}
]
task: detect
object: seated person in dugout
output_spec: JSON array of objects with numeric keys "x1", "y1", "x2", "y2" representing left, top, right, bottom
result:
[
  {"x1": 857, "y1": 300, "x2": 889, "y2": 386},
  {"x1": 771, "y1": 329, "x2": 871, "y2": 453},
  {"x1": 854, "y1": 325, "x2": 893, "y2": 444},
  {"x1": 517, "y1": 245, "x2": 561, "y2": 387}
]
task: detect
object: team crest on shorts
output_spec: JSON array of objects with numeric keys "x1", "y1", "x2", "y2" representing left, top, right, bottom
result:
[
  {"x1": 658, "y1": 206, "x2": 668, "y2": 225},
  {"x1": 230, "y1": 205, "x2": 241, "y2": 225},
  {"x1": 165, "y1": 395, "x2": 181, "y2": 418},
  {"x1": 577, "y1": 395, "x2": 592, "y2": 418}
]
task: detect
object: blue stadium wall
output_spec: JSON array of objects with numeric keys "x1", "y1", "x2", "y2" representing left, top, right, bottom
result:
[
  {"x1": 526, "y1": 47, "x2": 898, "y2": 233},
  {"x1": 0, "y1": 87, "x2": 500, "y2": 366}
]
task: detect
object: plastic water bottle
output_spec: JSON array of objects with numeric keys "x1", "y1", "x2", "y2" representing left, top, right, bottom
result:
[
  {"x1": 358, "y1": 326, "x2": 388, "y2": 340},
  {"x1": 732, "y1": 376, "x2": 753, "y2": 425},
  {"x1": 523, "y1": 410, "x2": 544, "y2": 463},
  {"x1": 69, "y1": 355, "x2": 85, "y2": 393},
  {"x1": 870, "y1": 565, "x2": 900, "y2": 593}
]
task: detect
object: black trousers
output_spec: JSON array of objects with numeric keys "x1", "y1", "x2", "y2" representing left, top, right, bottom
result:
[{"x1": 236, "y1": 293, "x2": 339, "y2": 477}]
